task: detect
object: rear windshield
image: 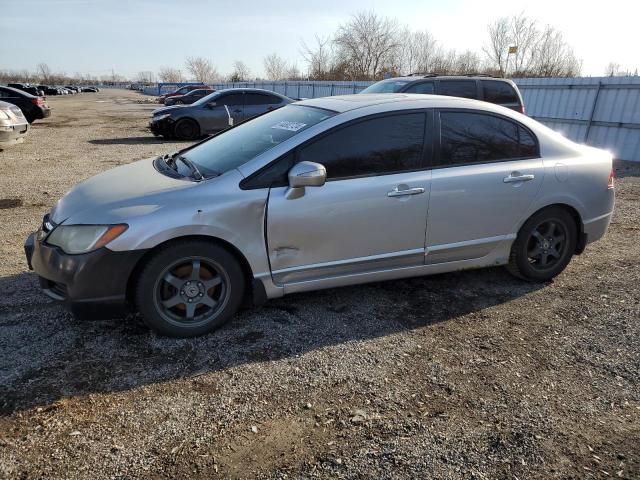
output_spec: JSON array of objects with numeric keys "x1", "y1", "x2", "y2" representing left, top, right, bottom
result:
[
  {"x1": 182, "y1": 105, "x2": 335, "y2": 177},
  {"x1": 360, "y1": 79, "x2": 410, "y2": 93}
]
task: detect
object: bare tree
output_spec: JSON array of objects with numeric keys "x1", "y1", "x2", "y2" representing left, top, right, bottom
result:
[
  {"x1": 286, "y1": 63, "x2": 303, "y2": 80},
  {"x1": 158, "y1": 67, "x2": 183, "y2": 83},
  {"x1": 230, "y1": 61, "x2": 250, "y2": 82},
  {"x1": 136, "y1": 71, "x2": 155, "y2": 84},
  {"x1": 185, "y1": 56, "x2": 218, "y2": 83},
  {"x1": 333, "y1": 11, "x2": 400, "y2": 79},
  {"x1": 301, "y1": 35, "x2": 333, "y2": 79},
  {"x1": 532, "y1": 26, "x2": 580, "y2": 77},
  {"x1": 263, "y1": 53, "x2": 288, "y2": 80},
  {"x1": 453, "y1": 50, "x2": 482, "y2": 74},
  {"x1": 37, "y1": 63, "x2": 52, "y2": 83}
]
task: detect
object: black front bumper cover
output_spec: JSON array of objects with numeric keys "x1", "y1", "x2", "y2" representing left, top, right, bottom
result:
[{"x1": 25, "y1": 232, "x2": 148, "y2": 319}]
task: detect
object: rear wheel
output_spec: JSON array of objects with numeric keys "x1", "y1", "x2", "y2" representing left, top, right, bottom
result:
[
  {"x1": 135, "y1": 241, "x2": 245, "y2": 337},
  {"x1": 507, "y1": 207, "x2": 577, "y2": 282},
  {"x1": 174, "y1": 118, "x2": 200, "y2": 140}
]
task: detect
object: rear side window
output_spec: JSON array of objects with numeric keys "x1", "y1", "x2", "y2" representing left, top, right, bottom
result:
[
  {"x1": 437, "y1": 111, "x2": 538, "y2": 167},
  {"x1": 299, "y1": 113, "x2": 426, "y2": 180},
  {"x1": 438, "y1": 80, "x2": 477, "y2": 99},
  {"x1": 244, "y1": 93, "x2": 271, "y2": 105},
  {"x1": 482, "y1": 80, "x2": 519, "y2": 104},
  {"x1": 404, "y1": 82, "x2": 435, "y2": 94}
]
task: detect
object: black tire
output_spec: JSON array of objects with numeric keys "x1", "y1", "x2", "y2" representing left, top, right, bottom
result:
[
  {"x1": 135, "y1": 240, "x2": 245, "y2": 337},
  {"x1": 507, "y1": 206, "x2": 577, "y2": 282},
  {"x1": 173, "y1": 118, "x2": 200, "y2": 140}
]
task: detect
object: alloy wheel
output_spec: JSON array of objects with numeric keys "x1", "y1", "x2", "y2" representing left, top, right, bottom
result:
[{"x1": 526, "y1": 220, "x2": 568, "y2": 271}]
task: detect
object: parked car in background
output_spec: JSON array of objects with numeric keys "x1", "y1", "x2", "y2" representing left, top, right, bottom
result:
[
  {"x1": 360, "y1": 75, "x2": 525, "y2": 113},
  {"x1": 81, "y1": 87, "x2": 99, "y2": 93},
  {"x1": 7, "y1": 84, "x2": 45, "y2": 97},
  {"x1": 26, "y1": 94, "x2": 614, "y2": 337},
  {"x1": 0, "y1": 101, "x2": 29, "y2": 148},
  {"x1": 0, "y1": 86, "x2": 51, "y2": 123},
  {"x1": 37, "y1": 85, "x2": 59, "y2": 95},
  {"x1": 157, "y1": 84, "x2": 207, "y2": 104},
  {"x1": 150, "y1": 88, "x2": 293, "y2": 140},
  {"x1": 164, "y1": 88, "x2": 215, "y2": 106}
]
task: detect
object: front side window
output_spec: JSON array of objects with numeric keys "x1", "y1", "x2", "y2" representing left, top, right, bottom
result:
[
  {"x1": 217, "y1": 93, "x2": 244, "y2": 106},
  {"x1": 405, "y1": 82, "x2": 435, "y2": 94},
  {"x1": 299, "y1": 113, "x2": 426, "y2": 180},
  {"x1": 182, "y1": 105, "x2": 334, "y2": 177},
  {"x1": 438, "y1": 111, "x2": 538, "y2": 167},
  {"x1": 438, "y1": 80, "x2": 477, "y2": 99}
]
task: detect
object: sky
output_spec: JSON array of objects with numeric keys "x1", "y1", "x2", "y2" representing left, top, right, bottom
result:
[{"x1": 2, "y1": 0, "x2": 638, "y2": 79}]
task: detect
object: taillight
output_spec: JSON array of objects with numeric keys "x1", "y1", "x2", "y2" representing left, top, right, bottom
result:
[
  {"x1": 519, "y1": 104, "x2": 526, "y2": 115},
  {"x1": 31, "y1": 97, "x2": 44, "y2": 106},
  {"x1": 608, "y1": 168, "x2": 615, "y2": 189}
]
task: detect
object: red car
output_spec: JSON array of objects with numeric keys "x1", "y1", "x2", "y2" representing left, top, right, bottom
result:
[{"x1": 157, "y1": 85, "x2": 209, "y2": 104}]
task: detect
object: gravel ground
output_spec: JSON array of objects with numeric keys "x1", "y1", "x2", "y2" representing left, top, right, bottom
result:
[{"x1": 0, "y1": 89, "x2": 638, "y2": 479}]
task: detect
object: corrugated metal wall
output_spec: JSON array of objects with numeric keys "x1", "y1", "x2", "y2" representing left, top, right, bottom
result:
[
  {"x1": 146, "y1": 77, "x2": 640, "y2": 161},
  {"x1": 515, "y1": 77, "x2": 640, "y2": 161}
]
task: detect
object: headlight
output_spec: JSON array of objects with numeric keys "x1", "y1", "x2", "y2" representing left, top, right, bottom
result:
[
  {"x1": 154, "y1": 113, "x2": 171, "y2": 121},
  {"x1": 46, "y1": 224, "x2": 128, "y2": 254}
]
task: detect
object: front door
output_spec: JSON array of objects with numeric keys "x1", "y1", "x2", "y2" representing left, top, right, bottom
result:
[
  {"x1": 200, "y1": 92, "x2": 245, "y2": 133},
  {"x1": 266, "y1": 112, "x2": 431, "y2": 284},
  {"x1": 425, "y1": 110, "x2": 544, "y2": 264}
]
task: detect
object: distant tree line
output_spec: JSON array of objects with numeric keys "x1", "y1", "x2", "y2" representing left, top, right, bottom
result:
[{"x1": 2, "y1": 11, "x2": 638, "y2": 86}]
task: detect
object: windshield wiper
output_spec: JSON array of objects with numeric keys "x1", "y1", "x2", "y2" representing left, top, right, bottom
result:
[{"x1": 175, "y1": 155, "x2": 204, "y2": 181}]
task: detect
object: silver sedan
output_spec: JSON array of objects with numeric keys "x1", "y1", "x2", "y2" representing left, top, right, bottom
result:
[
  {"x1": 0, "y1": 101, "x2": 29, "y2": 148},
  {"x1": 26, "y1": 94, "x2": 615, "y2": 337}
]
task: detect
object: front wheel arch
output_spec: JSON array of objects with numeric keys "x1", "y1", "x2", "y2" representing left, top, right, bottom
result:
[{"x1": 126, "y1": 235, "x2": 254, "y2": 309}]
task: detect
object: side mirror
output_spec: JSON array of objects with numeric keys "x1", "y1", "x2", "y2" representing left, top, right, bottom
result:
[{"x1": 286, "y1": 161, "x2": 326, "y2": 199}]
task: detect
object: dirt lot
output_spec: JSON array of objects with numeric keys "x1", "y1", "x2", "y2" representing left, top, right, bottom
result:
[{"x1": 0, "y1": 89, "x2": 638, "y2": 479}]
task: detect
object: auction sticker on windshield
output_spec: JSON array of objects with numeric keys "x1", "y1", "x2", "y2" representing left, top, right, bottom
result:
[{"x1": 271, "y1": 121, "x2": 307, "y2": 132}]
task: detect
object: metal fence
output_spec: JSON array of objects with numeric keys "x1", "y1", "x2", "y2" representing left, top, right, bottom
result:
[{"x1": 144, "y1": 77, "x2": 640, "y2": 161}]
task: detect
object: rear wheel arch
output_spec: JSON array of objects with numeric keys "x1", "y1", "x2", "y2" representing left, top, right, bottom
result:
[
  {"x1": 522, "y1": 203, "x2": 585, "y2": 254},
  {"x1": 125, "y1": 235, "x2": 254, "y2": 308}
]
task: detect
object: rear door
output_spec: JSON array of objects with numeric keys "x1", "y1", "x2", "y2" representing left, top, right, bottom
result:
[{"x1": 425, "y1": 109, "x2": 544, "y2": 264}]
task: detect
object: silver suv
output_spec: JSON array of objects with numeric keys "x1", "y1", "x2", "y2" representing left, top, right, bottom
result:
[{"x1": 25, "y1": 94, "x2": 615, "y2": 337}]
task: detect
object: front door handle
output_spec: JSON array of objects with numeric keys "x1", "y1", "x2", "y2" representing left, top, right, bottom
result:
[
  {"x1": 387, "y1": 187, "x2": 425, "y2": 197},
  {"x1": 504, "y1": 172, "x2": 535, "y2": 183}
]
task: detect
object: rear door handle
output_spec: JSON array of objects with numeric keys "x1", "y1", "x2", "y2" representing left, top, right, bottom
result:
[
  {"x1": 504, "y1": 173, "x2": 535, "y2": 183},
  {"x1": 387, "y1": 187, "x2": 425, "y2": 197}
]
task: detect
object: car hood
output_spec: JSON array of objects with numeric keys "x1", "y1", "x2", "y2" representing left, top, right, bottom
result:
[
  {"x1": 50, "y1": 157, "x2": 194, "y2": 224},
  {"x1": 152, "y1": 105, "x2": 185, "y2": 116}
]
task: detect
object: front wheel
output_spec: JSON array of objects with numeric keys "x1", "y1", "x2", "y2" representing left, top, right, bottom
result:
[
  {"x1": 135, "y1": 241, "x2": 245, "y2": 337},
  {"x1": 173, "y1": 118, "x2": 200, "y2": 140},
  {"x1": 507, "y1": 207, "x2": 577, "y2": 282}
]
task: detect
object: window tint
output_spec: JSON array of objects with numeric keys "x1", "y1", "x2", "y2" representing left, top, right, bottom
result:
[
  {"x1": 438, "y1": 80, "x2": 477, "y2": 99},
  {"x1": 482, "y1": 80, "x2": 519, "y2": 104},
  {"x1": 244, "y1": 93, "x2": 271, "y2": 105},
  {"x1": 241, "y1": 152, "x2": 294, "y2": 189},
  {"x1": 404, "y1": 82, "x2": 435, "y2": 94},
  {"x1": 299, "y1": 113, "x2": 426, "y2": 180},
  {"x1": 360, "y1": 80, "x2": 410, "y2": 93},
  {"x1": 266, "y1": 95, "x2": 283, "y2": 104},
  {"x1": 218, "y1": 93, "x2": 244, "y2": 106},
  {"x1": 438, "y1": 111, "x2": 537, "y2": 166}
]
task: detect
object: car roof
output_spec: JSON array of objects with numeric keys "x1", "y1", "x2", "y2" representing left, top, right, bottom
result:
[
  {"x1": 216, "y1": 87, "x2": 288, "y2": 97},
  {"x1": 297, "y1": 93, "x2": 491, "y2": 113},
  {"x1": 0, "y1": 85, "x2": 33, "y2": 97},
  {"x1": 383, "y1": 75, "x2": 512, "y2": 82}
]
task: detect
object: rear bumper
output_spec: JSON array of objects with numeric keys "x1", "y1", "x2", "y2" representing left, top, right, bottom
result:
[
  {"x1": 583, "y1": 211, "x2": 613, "y2": 245},
  {"x1": 0, "y1": 122, "x2": 29, "y2": 145},
  {"x1": 25, "y1": 232, "x2": 148, "y2": 319}
]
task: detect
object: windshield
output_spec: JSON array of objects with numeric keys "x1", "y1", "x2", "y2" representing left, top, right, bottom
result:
[
  {"x1": 181, "y1": 104, "x2": 335, "y2": 177},
  {"x1": 360, "y1": 79, "x2": 410, "y2": 93}
]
